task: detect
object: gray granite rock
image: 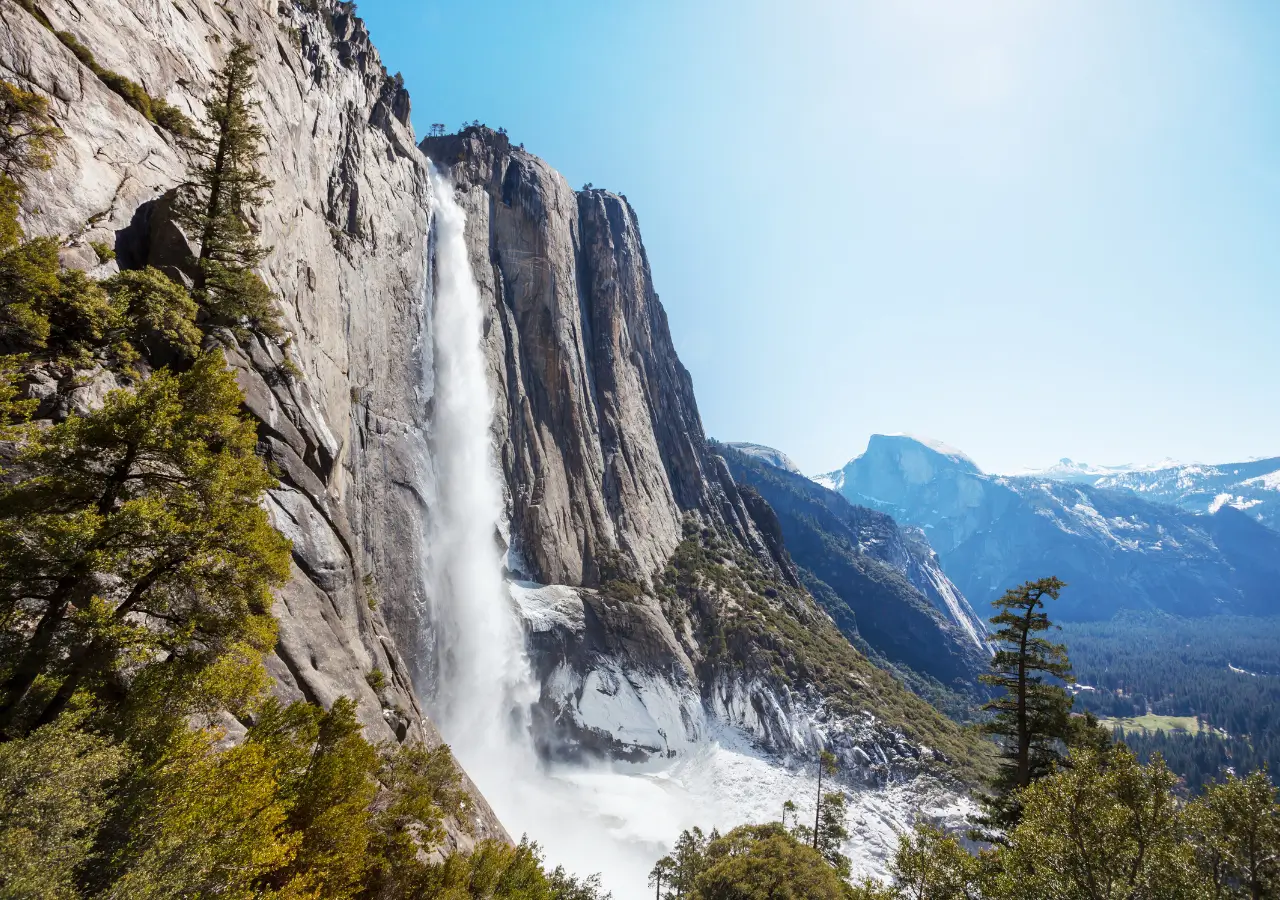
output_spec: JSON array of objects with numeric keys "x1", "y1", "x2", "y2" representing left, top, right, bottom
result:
[{"x1": 2, "y1": 0, "x2": 504, "y2": 843}]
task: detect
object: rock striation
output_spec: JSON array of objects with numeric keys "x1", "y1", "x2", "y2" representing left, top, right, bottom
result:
[{"x1": 2, "y1": 0, "x2": 504, "y2": 844}]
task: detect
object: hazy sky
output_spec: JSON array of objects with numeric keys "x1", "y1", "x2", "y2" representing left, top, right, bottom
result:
[{"x1": 360, "y1": 0, "x2": 1280, "y2": 475}]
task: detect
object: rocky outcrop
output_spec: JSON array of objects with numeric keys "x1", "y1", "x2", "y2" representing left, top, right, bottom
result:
[
  {"x1": 420, "y1": 127, "x2": 778, "y2": 592},
  {"x1": 3, "y1": 0, "x2": 504, "y2": 842}
]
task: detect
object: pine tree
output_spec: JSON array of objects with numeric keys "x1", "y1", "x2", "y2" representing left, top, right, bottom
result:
[
  {"x1": 649, "y1": 855, "x2": 675, "y2": 900},
  {"x1": 977, "y1": 576, "x2": 1074, "y2": 832},
  {"x1": 177, "y1": 40, "x2": 280, "y2": 338},
  {"x1": 0, "y1": 354, "x2": 291, "y2": 735},
  {"x1": 807, "y1": 749, "x2": 838, "y2": 851},
  {"x1": 815, "y1": 790, "x2": 851, "y2": 878}
]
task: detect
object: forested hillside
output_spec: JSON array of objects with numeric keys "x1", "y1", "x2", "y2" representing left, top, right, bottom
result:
[{"x1": 1062, "y1": 614, "x2": 1280, "y2": 791}]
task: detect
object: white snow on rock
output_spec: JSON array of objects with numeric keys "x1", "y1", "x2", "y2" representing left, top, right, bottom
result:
[
  {"x1": 1242, "y1": 470, "x2": 1280, "y2": 491},
  {"x1": 501, "y1": 720, "x2": 974, "y2": 900},
  {"x1": 510, "y1": 580, "x2": 587, "y2": 633}
]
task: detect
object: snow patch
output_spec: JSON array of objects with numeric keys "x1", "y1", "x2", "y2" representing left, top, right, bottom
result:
[
  {"x1": 511, "y1": 581, "x2": 586, "y2": 633},
  {"x1": 1242, "y1": 470, "x2": 1280, "y2": 491}
]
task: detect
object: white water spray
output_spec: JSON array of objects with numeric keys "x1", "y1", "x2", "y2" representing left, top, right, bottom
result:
[
  {"x1": 425, "y1": 166, "x2": 536, "y2": 756},
  {"x1": 420, "y1": 168, "x2": 959, "y2": 899}
]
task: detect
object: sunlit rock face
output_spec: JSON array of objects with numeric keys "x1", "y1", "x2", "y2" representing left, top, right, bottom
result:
[{"x1": 3, "y1": 0, "x2": 506, "y2": 845}]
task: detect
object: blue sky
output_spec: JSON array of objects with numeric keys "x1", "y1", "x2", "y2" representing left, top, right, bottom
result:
[{"x1": 359, "y1": 0, "x2": 1280, "y2": 475}]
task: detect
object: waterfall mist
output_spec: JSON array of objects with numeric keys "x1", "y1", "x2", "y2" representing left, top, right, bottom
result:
[
  {"x1": 421, "y1": 167, "x2": 878, "y2": 899},
  {"x1": 423, "y1": 166, "x2": 677, "y2": 898}
]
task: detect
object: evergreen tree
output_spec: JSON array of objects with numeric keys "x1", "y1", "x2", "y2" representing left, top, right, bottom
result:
[
  {"x1": 0, "y1": 711, "x2": 129, "y2": 899},
  {"x1": 889, "y1": 824, "x2": 984, "y2": 900},
  {"x1": 977, "y1": 576, "x2": 1074, "y2": 831},
  {"x1": 649, "y1": 855, "x2": 675, "y2": 900},
  {"x1": 801, "y1": 749, "x2": 838, "y2": 851},
  {"x1": 691, "y1": 823, "x2": 852, "y2": 900},
  {"x1": 177, "y1": 40, "x2": 280, "y2": 338},
  {"x1": 0, "y1": 354, "x2": 291, "y2": 735},
  {"x1": 997, "y1": 746, "x2": 1202, "y2": 900},
  {"x1": 669, "y1": 826, "x2": 712, "y2": 897},
  {"x1": 815, "y1": 790, "x2": 851, "y2": 879}
]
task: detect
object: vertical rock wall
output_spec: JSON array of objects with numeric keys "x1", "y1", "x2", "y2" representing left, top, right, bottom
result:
[{"x1": 0, "y1": 0, "x2": 505, "y2": 841}]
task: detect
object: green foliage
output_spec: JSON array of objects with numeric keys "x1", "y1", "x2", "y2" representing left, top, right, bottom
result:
[
  {"x1": 997, "y1": 746, "x2": 1201, "y2": 899},
  {"x1": 0, "y1": 79, "x2": 63, "y2": 183},
  {"x1": 851, "y1": 747, "x2": 1280, "y2": 900},
  {"x1": 177, "y1": 40, "x2": 282, "y2": 339},
  {"x1": 977, "y1": 577, "x2": 1075, "y2": 831},
  {"x1": 888, "y1": 824, "x2": 983, "y2": 900},
  {"x1": 89, "y1": 240, "x2": 115, "y2": 263},
  {"x1": 49, "y1": 31, "x2": 194, "y2": 138},
  {"x1": 1187, "y1": 770, "x2": 1280, "y2": 899},
  {"x1": 94, "y1": 728, "x2": 298, "y2": 900},
  {"x1": 0, "y1": 711, "x2": 130, "y2": 900},
  {"x1": 201, "y1": 261, "x2": 283, "y2": 339},
  {"x1": 0, "y1": 354, "x2": 291, "y2": 735},
  {"x1": 416, "y1": 836, "x2": 610, "y2": 899},
  {"x1": 103, "y1": 266, "x2": 203, "y2": 361},
  {"x1": 670, "y1": 823, "x2": 851, "y2": 900},
  {"x1": 814, "y1": 791, "x2": 851, "y2": 879}
]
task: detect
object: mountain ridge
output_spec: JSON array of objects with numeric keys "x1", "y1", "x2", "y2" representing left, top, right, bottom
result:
[{"x1": 818, "y1": 434, "x2": 1280, "y2": 620}]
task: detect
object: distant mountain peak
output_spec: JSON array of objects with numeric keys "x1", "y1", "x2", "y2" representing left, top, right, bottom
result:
[{"x1": 724, "y1": 442, "x2": 803, "y2": 475}]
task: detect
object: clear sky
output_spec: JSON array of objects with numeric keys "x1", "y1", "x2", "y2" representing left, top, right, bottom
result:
[{"x1": 358, "y1": 0, "x2": 1280, "y2": 476}]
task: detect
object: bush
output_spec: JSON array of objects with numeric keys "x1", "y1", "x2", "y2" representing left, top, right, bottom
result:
[{"x1": 50, "y1": 30, "x2": 193, "y2": 138}]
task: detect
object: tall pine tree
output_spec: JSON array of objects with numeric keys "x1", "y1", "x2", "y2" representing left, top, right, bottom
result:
[
  {"x1": 977, "y1": 576, "x2": 1074, "y2": 833},
  {"x1": 177, "y1": 39, "x2": 280, "y2": 339}
]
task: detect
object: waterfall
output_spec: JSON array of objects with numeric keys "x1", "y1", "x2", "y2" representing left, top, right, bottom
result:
[
  {"x1": 425, "y1": 165, "x2": 537, "y2": 759},
  {"x1": 420, "y1": 167, "x2": 899, "y2": 900},
  {"x1": 422, "y1": 166, "x2": 687, "y2": 898}
]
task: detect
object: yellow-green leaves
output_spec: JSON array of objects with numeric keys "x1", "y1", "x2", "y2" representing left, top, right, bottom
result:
[
  {"x1": 0, "y1": 353, "x2": 289, "y2": 736},
  {"x1": 104, "y1": 267, "x2": 203, "y2": 362},
  {"x1": 0, "y1": 712, "x2": 129, "y2": 900}
]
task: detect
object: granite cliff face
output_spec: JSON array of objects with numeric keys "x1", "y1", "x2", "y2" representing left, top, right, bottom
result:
[
  {"x1": 418, "y1": 129, "x2": 983, "y2": 789},
  {"x1": 2, "y1": 0, "x2": 505, "y2": 843}
]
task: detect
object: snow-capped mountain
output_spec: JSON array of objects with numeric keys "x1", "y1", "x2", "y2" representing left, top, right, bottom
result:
[
  {"x1": 818, "y1": 435, "x2": 1280, "y2": 621},
  {"x1": 1032, "y1": 458, "x2": 1280, "y2": 532},
  {"x1": 1011, "y1": 458, "x2": 1182, "y2": 484}
]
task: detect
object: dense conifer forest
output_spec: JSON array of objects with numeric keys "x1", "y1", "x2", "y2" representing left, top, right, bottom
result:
[{"x1": 1062, "y1": 614, "x2": 1280, "y2": 791}]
